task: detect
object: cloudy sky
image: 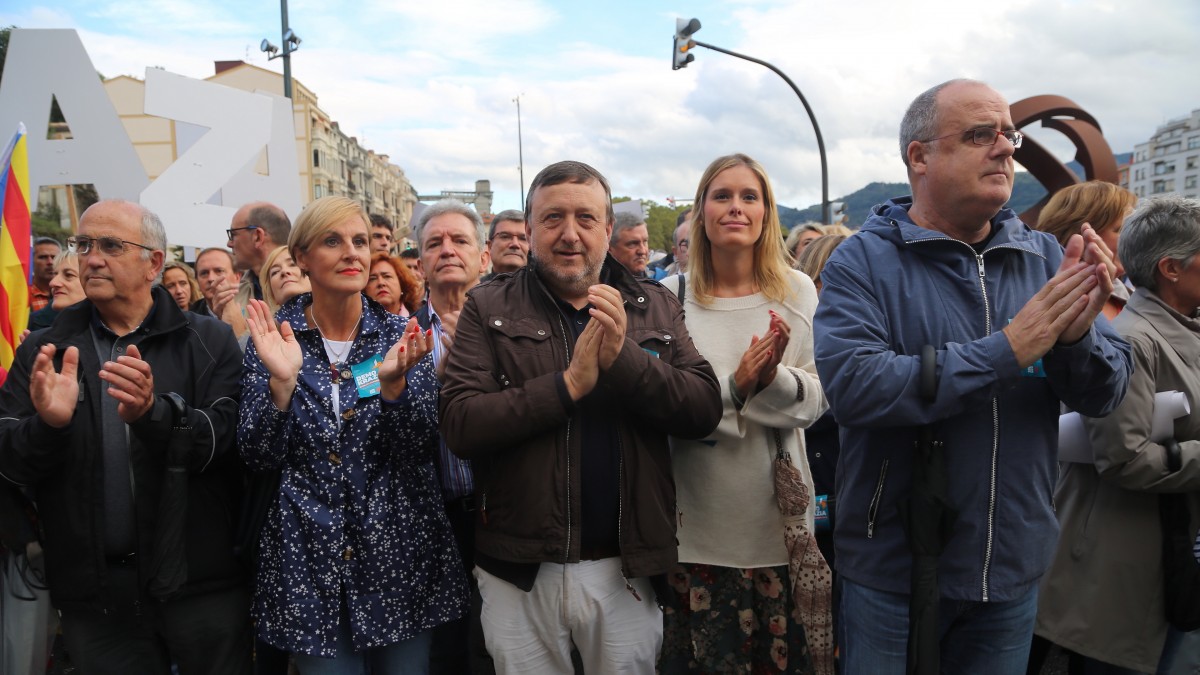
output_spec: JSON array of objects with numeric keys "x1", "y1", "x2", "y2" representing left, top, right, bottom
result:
[{"x1": 4, "y1": 0, "x2": 1199, "y2": 212}]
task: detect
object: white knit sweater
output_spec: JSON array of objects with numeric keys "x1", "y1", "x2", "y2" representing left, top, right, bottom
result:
[{"x1": 665, "y1": 270, "x2": 828, "y2": 568}]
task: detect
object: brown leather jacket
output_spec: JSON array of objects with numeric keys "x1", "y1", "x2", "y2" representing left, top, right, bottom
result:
[{"x1": 439, "y1": 257, "x2": 721, "y2": 578}]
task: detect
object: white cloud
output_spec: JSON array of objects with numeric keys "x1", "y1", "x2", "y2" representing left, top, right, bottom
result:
[{"x1": 4, "y1": 0, "x2": 1198, "y2": 212}]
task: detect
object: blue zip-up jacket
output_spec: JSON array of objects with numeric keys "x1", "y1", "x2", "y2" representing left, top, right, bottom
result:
[{"x1": 813, "y1": 198, "x2": 1131, "y2": 602}]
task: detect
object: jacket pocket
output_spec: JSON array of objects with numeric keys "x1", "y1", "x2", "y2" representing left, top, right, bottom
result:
[
  {"x1": 485, "y1": 315, "x2": 556, "y2": 386},
  {"x1": 631, "y1": 327, "x2": 675, "y2": 363},
  {"x1": 867, "y1": 459, "x2": 889, "y2": 539}
]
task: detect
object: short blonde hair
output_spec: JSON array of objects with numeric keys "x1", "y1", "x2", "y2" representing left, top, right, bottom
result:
[
  {"x1": 289, "y1": 196, "x2": 370, "y2": 265},
  {"x1": 688, "y1": 154, "x2": 793, "y2": 305},
  {"x1": 1037, "y1": 181, "x2": 1136, "y2": 247}
]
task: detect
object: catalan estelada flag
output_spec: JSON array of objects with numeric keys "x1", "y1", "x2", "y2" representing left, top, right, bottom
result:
[{"x1": 0, "y1": 123, "x2": 32, "y2": 369}]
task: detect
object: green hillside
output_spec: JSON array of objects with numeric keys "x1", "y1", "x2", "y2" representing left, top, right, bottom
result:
[{"x1": 780, "y1": 156, "x2": 1131, "y2": 229}]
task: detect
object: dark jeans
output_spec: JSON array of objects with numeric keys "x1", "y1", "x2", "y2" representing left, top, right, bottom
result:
[
  {"x1": 839, "y1": 577, "x2": 1038, "y2": 675},
  {"x1": 59, "y1": 567, "x2": 252, "y2": 675},
  {"x1": 430, "y1": 501, "x2": 495, "y2": 675}
]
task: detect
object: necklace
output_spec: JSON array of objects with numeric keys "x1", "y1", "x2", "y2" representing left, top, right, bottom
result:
[{"x1": 309, "y1": 306, "x2": 362, "y2": 381}]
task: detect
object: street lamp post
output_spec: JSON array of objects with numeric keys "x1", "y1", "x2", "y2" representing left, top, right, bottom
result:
[
  {"x1": 261, "y1": 0, "x2": 302, "y2": 100},
  {"x1": 673, "y1": 19, "x2": 832, "y2": 225},
  {"x1": 514, "y1": 94, "x2": 526, "y2": 209}
]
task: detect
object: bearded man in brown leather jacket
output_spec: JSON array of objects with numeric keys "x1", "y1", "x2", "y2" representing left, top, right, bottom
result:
[{"x1": 440, "y1": 160, "x2": 721, "y2": 674}]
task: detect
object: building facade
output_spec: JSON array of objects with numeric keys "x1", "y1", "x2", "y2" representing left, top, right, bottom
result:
[
  {"x1": 1127, "y1": 108, "x2": 1200, "y2": 201},
  {"x1": 38, "y1": 62, "x2": 417, "y2": 237}
]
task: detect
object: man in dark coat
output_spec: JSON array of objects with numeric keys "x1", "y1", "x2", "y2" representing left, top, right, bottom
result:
[{"x1": 0, "y1": 200, "x2": 251, "y2": 675}]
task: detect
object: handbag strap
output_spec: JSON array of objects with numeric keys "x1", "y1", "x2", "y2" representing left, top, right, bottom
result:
[{"x1": 675, "y1": 273, "x2": 686, "y2": 306}]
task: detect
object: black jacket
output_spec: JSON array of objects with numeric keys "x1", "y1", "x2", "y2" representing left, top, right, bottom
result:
[{"x1": 0, "y1": 286, "x2": 246, "y2": 611}]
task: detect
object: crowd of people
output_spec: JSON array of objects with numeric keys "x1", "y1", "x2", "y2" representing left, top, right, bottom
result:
[{"x1": 0, "y1": 76, "x2": 1197, "y2": 675}]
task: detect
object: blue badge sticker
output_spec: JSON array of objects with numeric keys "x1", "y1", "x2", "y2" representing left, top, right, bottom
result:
[
  {"x1": 351, "y1": 354, "x2": 383, "y2": 398},
  {"x1": 643, "y1": 348, "x2": 660, "y2": 359},
  {"x1": 1021, "y1": 359, "x2": 1046, "y2": 378}
]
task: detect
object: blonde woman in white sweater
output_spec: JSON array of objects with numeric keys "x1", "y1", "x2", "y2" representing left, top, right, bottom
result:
[{"x1": 660, "y1": 154, "x2": 829, "y2": 674}]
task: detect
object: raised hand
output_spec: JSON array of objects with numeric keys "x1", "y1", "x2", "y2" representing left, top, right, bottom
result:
[
  {"x1": 564, "y1": 320, "x2": 603, "y2": 401},
  {"x1": 246, "y1": 299, "x2": 303, "y2": 409},
  {"x1": 210, "y1": 278, "x2": 238, "y2": 318},
  {"x1": 756, "y1": 310, "x2": 792, "y2": 388},
  {"x1": 1056, "y1": 224, "x2": 1117, "y2": 344},
  {"x1": 734, "y1": 331, "x2": 775, "y2": 403},
  {"x1": 587, "y1": 284, "x2": 627, "y2": 370},
  {"x1": 30, "y1": 344, "x2": 79, "y2": 428},
  {"x1": 211, "y1": 279, "x2": 248, "y2": 336},
  {"x1": 380, "y1": 317, "x2": 435, "y2": 400},
  {"x1": 100, "y1": 343, "x2": 156, "y2": 423},
  {"x1": 1002, "y1": 261, "x2": 1096, "y2": 368}
]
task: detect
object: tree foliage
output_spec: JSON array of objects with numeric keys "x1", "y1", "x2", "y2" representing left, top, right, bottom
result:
[{"x1": 610, "y1": 196, "x2": 689, "y2": 251}]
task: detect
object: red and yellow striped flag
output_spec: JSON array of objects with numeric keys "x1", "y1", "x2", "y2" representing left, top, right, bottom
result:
[{"x1": 0, "y1": 123, "x2": 32, "y2": 369}]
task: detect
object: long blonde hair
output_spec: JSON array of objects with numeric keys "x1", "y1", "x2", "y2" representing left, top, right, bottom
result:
[{"x1": 688, "y1": 154, "x2": 793, "y2": 304}]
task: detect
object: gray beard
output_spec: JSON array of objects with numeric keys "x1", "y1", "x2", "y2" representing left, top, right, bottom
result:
[{"x1": 528, "y1": 252, "x2": 602, "y2": 299}]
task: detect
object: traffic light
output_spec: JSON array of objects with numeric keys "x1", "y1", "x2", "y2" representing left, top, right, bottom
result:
[{"x1": 673, "y1": 18, "x2": 701, "y2": 70}]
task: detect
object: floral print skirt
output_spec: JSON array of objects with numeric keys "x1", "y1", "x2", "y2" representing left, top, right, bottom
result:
[{"x1": 659, "y1": 562, "x2": 814, "y2": 675}]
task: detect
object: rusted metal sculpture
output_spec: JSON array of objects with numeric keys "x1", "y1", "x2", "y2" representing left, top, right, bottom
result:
[{"x1": 1010, "y1": 95, "x2": 1119, "y2": 224}]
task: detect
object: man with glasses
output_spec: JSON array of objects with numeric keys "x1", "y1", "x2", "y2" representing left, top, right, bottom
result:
[
  {"x1": 483, "y1": 209, "x2": 528, "y2": 280},
  {"x1": 812, "y1": 79, "x2": 1131, "y2": 673},
  {"x1": 666, "y1": 216, "x2": 690, "y2": 276},
  {"x1": 226, "y1": 201, "x2": 291, "y2": 308},
  {"x1": 0, "y1": 200, "x2": 251, "y2": 674}
]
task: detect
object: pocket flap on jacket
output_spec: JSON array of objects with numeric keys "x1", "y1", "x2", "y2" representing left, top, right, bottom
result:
[
  {"x1": 486, "y1": 316, "x2": 553, "y2": 342},
  {"x1": 631, "y1": 328, "x2": 674, "y2": 346}
]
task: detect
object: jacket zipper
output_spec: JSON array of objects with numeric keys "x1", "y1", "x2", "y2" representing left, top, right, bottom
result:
[
  {"x1": 975, "y1": 253, "x2": 999, "y2": 602},
  {"x1": 554, "y1": 312, "x2": 573, "y2": 564},
  {"x1": 867, "y1": 459, "x2": 889, "y2": 538},
  {"x1": 908, "y1": 234, "x2": 1032, "y2": 602}
]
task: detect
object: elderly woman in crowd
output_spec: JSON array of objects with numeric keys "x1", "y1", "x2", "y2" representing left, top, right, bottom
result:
[
  {"x1": 27, "y1": 249, "x2": 85, "y2": 330},
  {"x1": 793, "y1": 234, "x2": 848, "y2": 288},
  {"x1": 1037, "y1": 180, "x2": 1137, "y2": 320},
  {"x1": 239, "y1": 196, "x2": 466, "y2": 674},
  {"x1": 1035, "y1": 196, "x2": 1200, "y2": 674},
  {"x1": 785, "y1": 222, "x2": 825, "y2": 261},
  {"x1": 661, "y1": 154, "x2": 829, "y2": 674},
  {"x1": 161, "y1": 260, "x2": 203, "y2": 312},
  {"x1": 258, "y1": 245, "x2": 311, "y2": 315},
  {"x1": 365, "y1": 252, "x2": 421, "y2": 319}
]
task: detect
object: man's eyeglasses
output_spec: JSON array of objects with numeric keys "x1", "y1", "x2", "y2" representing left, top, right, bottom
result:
[
  {"x1": 68, "y1": 236, "x2": 156, "y2": 257},
  {"x1": 921, "y1": 127, "x2": 1024, "y2": 149},
  {"x1": 677, "y1": 239, "x2": 689, "y2": 250},
  {"x1": 226, "y1": 225, "x2": 258, "y2": 240}
]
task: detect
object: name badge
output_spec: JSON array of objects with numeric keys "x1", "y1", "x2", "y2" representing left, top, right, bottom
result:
[{"x1": 351, "y1": 354, "x2": 383, "y2": 398}]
